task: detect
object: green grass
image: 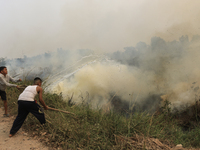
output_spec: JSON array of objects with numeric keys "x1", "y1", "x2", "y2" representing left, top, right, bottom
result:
[{"x1": 5, "y1": 80, "x2": 200, "y2": 149}]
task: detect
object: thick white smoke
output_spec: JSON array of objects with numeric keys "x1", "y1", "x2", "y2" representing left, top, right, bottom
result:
[{"x1": 4, "y1": 35, "x2": 200, "y2": 112}]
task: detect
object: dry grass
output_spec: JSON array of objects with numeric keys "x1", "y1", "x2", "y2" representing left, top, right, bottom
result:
[{"x1": 5, "y1": 81, "x2": 200, "y2": 149}]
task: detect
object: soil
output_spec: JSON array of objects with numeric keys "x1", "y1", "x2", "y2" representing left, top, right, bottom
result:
[{"x1": 0, "y1": 107, "x2": 51, "y2": 150}]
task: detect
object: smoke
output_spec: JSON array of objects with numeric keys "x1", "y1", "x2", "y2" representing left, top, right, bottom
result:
[
  {"x1": 107, "y1": 35, "x2": 200, "y2": 111},
  {"x1": 51, "y1": 35, "x2": 200, "y2": 112},
  {"x1": 2, "y1": 0, "x2": 200, "y2": 112},
  {"x1": 46, "y1": 60, "x2": 157, "y2": 109},
  {"x1": 6, "y1": 49, "x2": 94, "y2": 80},
  {"x1": 1, "y1": 0, "x2": 200, "y2": 58},
  {"x1": 4, "y1": 34, "x2": 200, "y2": 113}
]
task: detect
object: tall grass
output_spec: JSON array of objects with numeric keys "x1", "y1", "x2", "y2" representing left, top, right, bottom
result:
[{"x1": 5, "y1": 81, "x2": 200, "y2": 149}]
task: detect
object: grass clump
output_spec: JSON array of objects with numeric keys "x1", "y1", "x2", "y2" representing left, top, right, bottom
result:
[{"x1": 5, "y1": 80, "x2": 200, "y2": 149}]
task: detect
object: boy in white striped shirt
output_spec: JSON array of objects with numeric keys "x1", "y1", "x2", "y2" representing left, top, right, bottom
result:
[{"x1": 0, "y1": 66, "x2": 22, "y2": 117}]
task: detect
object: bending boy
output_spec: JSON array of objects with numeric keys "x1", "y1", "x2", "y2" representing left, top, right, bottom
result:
[
  {"x1": 9, "y1": 77, "x2": 48, "y2": 137},
  {"x1": 0, "y1": 66, "x2": 21, "y2": 117}
]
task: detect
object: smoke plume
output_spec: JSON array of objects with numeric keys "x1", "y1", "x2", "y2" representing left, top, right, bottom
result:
[{"x1": 3, "y1": 35, "x2": 200, "y2": 113}]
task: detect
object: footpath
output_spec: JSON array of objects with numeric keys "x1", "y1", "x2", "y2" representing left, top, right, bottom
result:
[{"x1": 0, "y1": 107, "x2": 49, "y2": 150}]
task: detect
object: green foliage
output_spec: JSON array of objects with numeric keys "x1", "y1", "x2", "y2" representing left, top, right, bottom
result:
[{"x1": 5, "y1": 80, "x2": 200, "y2": 149}]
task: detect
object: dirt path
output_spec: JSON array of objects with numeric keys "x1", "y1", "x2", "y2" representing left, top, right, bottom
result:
[{"x1": 0, "y1": 107, "x2": 50, "y2": 150}]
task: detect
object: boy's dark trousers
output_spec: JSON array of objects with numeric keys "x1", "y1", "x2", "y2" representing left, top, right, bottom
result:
[{"x1": 10, "y1": 100, "x2": 46, "y2": 135}]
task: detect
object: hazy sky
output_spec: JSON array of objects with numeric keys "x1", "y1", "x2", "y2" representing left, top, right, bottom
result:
[{"x1": 0, "y1": 0, "x2": 200, "y2": 58}]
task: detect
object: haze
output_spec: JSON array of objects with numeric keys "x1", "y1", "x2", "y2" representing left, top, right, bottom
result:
[{"x1": 0, "y1": 0, "x2": 200, "y2": 58}]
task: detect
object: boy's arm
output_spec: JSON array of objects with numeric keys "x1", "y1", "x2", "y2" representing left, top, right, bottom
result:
[
  {"x1": 0, "y1": 75, "x2": 19, "y2": 88},
  {"x1": 37, "y1": 87, "x2": 48, "y2": 110},
  {"x1": 8, "y1": 75, "x2": 22, "y2": 83}
]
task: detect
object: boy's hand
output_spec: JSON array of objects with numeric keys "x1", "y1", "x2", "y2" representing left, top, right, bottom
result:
[{"x1": 44, "y1": 106, "x2": 48, "y2": 110}]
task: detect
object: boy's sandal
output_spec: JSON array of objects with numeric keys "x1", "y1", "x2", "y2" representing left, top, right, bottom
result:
[{"x1": 3, "y1": 114, "x2": 10, "y2": 117}]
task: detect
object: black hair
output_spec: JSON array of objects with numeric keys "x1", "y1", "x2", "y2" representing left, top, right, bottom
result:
[
  {"x1": 34, "y1": 77, "x2": 42, "y2": 84},
  {"x1": 0, "y1": 66, "x2": 6, "y2": 72}
]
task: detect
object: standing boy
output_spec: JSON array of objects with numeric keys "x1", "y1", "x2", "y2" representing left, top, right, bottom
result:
[
  {"x1": 0, "y1": 66, "x2": 22, "y2": 117},
  {"x1": 9, "y1": 77, "x2": 48, "y2": 137}
]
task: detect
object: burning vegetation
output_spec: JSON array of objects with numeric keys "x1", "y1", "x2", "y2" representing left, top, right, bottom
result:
[{"x1": 2, "y1": 35, "x2": 200, "y2": 113}]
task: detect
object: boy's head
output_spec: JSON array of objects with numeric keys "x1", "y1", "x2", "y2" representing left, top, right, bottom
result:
[
  {"x1": 34, "y1": 77, "x2": 42, "y2": 86},
  {"x1": 0, "y1": 66, "x2": 7, "y2": 75}
]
